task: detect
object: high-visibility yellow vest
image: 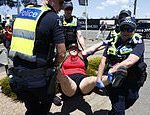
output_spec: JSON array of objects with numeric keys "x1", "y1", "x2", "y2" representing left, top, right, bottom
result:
[
  {"x1": 62, "y1": 16, "x2": 78, "y2": 48},
  {"x1": 107, "y1": 33, "x2": 142, "y2": 56},
  {"x1": 9, "y1": 5, "x2": 51, "y2": 62},
  {"x1": 63, "y1": 16, "x2": 77, "y2": 27}
]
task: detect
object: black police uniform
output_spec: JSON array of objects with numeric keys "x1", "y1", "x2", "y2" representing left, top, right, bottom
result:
[
  {"x1": 103, "y1": 35, "x2": 147, "y2": 115},
  {"x1": 61, "y1": 16, "x2": 81, "y2": 49},
  {"x1": 11, "y1": 5, "x2": 65, "y2": 115}
]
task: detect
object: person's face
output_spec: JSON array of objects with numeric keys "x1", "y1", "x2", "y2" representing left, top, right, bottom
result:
[
  {"x1": 69, "y1": 47, "x2": 79, "y2": 56},
  {"x1": 64, "y1": 7, "x2": 73, "y2": 19},
  {"x1": 120, "y1": 25, "x2": 135, "y2": 41}
]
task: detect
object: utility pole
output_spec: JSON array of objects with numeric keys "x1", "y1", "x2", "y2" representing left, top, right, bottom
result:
[
  {"x1": 85, "y1": 0, "x2": 88, "y2": 38},
  {"x1": 133, "y1": 0, "x2": 137, "y2": 16},
  {"x1": 17, "y1": 0, "x2": 20, "y2": 14}
]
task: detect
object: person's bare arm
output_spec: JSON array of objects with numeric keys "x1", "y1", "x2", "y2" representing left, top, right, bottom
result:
[
  {"x1": 55, "y1": 43, "x2": 66, "y2": 66},
  {"x1": 97, "y1": 56, "x2": 107, "y2": 80},
  {"x1": 82, "y1": 41, "x2": 105, "y2": 56},
  {"x1": 110, "y1": 54, "x2": 140, "y2": 73},
  {"x1": 77, "y1": 30, "x2": 85, "y2": 50}
]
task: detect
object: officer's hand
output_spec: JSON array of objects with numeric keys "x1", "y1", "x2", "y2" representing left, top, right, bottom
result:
[
  {"x1": 96, "y1": 80, "x2": 105, "y2": 89},
  {"x1": 96, "y1": 80, "x2": 109, "y2": 95},
  {"x1": 107, "y1": 71, "x2": 113, "y2": 83},
  {"x1": 109, "y1": 63, "x2": 120, "y2": 73}
]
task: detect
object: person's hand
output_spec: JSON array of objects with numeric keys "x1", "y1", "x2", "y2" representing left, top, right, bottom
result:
[
  {"x1": 107, "y1": 71, "x2": 113, "y2": 83},
  {"x1": 96, "y1": 80, "x2": 105, "y2": 89},
  {"x1": 96, "y1": 79, "x2": 108, "y2": 95},
  {"x1": 109, "y1": 63, "x2": 120, "y2": 73}
]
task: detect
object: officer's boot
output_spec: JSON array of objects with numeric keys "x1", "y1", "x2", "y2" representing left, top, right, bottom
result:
[{"x1": 112, "y1": 66, "x2": 127, "y2": 87}]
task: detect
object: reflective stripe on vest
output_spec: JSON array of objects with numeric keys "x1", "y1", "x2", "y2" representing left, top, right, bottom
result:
[
  {"x1": 110, "y1": 30, "x2": 118, "y2": 37},
  {"x1": 10, "y1": 5, "x2": 51, "y2": 62},
  {"x1": 107, "y1": 34, "x2": 119, "y2": 56},
  {"x1": 63, "y1": 17, "x2": 77, "y2": 27},
  {"x1": 107, "y1": 33, "x2": 142, "y2": 56}
]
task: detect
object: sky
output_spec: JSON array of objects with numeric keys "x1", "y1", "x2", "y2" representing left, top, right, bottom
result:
[{"x1": 0, "y1": 0, "x2": 150, "y2": 19}]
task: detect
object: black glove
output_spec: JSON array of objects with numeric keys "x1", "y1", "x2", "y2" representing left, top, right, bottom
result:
[{"x1": 112, "y1": 66, "x2": 127, "y2": 87}]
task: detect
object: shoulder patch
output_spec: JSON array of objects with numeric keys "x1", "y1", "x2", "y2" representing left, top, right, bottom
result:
[{"x1": 57, "y1": 19, "x2": 63, "y2": 27}]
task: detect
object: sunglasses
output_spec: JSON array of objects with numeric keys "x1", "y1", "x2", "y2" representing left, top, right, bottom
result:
[{"x1": 120, "y1": 26, "x2": 135, "y2": 33}]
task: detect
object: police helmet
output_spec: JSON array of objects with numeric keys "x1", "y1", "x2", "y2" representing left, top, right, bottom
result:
[
  {"x1": 63, "y1": 1, "x2": 73, "y2": 10},
  {"x1": 119, "y1": 10, "x2": 131, "y2": 19},
  {"x1": 120, "y1": 17, "x2": 137, "y2": 29}
]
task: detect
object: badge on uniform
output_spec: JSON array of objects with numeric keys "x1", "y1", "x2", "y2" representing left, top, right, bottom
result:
[{"x1": 57, "y1": 19, "x2": 63, "y2": 27}]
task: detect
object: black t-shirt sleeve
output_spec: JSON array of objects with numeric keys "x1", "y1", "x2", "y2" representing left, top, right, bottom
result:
[
  {"x1": 52, "y1": 14, "x2": 65, "y2": 44},
  {"x1": 36, "y1": 11, "x2": 65, "y2": 44},
  {"x1": 131, "y1": 40, "x2": 145, "y2": 58}
]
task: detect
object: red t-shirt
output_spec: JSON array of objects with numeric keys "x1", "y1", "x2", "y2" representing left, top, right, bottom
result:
[{"x1": 61, "y1": 54, "x2": 86, "y2": 76}]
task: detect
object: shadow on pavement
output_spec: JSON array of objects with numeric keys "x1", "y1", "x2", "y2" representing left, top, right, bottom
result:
[
  {"x1": 52, "y1": 94, "x2": 93, "y2": 115},
  {"x1": 49, "y1": 94, "x2": 110, "y2": 115},
  {"x1": 93, "y1": 109, "x2": 110, "y2": 115}
]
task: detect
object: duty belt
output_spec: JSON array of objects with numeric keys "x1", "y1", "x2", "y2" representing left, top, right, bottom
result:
[{"x1": 12, "y1": 67, "x2": 55, "y2": 77}]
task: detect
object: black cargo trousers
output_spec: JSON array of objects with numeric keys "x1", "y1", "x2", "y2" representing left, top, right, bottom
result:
[{"x1": 107, "y1": 62, "x2": 147, "y2": 115}]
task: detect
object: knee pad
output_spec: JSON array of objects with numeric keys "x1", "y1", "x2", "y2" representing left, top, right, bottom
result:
[{"x1": 112, "y1": 66, "x2": 127, "y2": 88}]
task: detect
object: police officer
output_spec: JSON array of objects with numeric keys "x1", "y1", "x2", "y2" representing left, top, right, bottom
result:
[
  {"x1": 97, "y1": 17, "x2": 147, "y2": 115},
  {"x1": 61, "y1": 1, "x2": 85, "y2": 50},
  {"x1": 106, "y1": 10, "x2": 132, "y2": 40},
  {"x1": 9, "y1": 0, "x2": 66, "y2": 115}
]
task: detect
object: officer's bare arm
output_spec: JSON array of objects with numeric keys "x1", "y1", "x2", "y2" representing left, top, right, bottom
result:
[
  {"x1": 118, "y1": 54, "x2": 139, "y2": 68},
  {"x1": 110, "y1": 54, "x2": 140, "y2": 73},
  {"x1": 77, "y1": 30, "x2": 85, "y2": 50},
  {"x1": 55, "y1": 43, "x2": 66, "y2": 66},
  {"x1": 97, "y1": 56, "x2": 107, "y2": 80}
]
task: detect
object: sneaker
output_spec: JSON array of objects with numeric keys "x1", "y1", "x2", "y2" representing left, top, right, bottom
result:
[{"x1": 92, "y1": 87, "x2": 106, "y2": 95}]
